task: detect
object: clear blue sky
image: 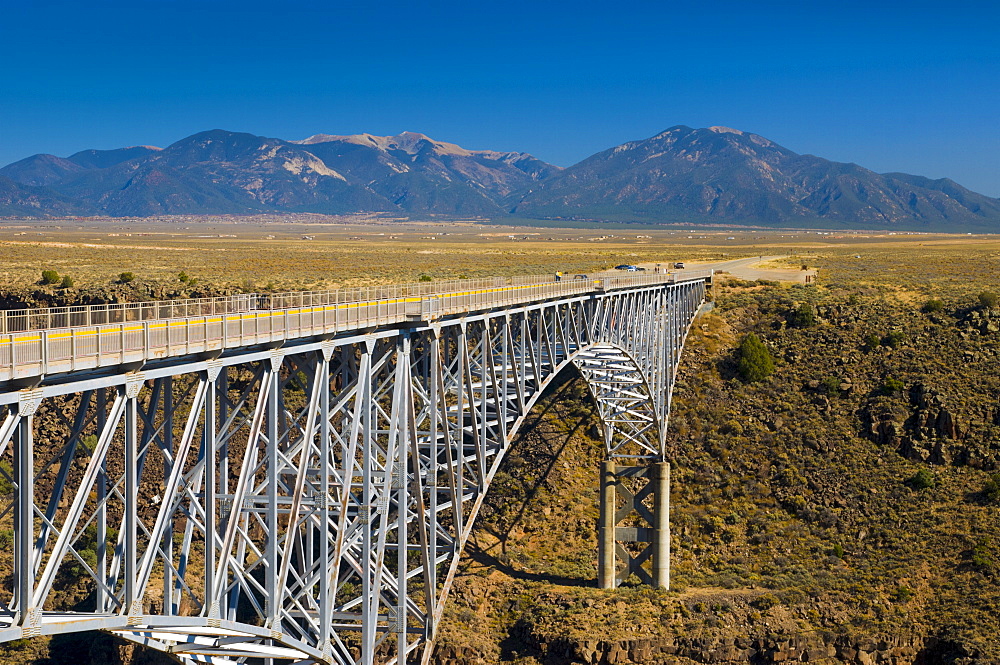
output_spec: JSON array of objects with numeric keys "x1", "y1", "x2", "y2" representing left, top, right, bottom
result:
[{"x1": 2, "y1": 0, "x2": 998, "y2": 196}]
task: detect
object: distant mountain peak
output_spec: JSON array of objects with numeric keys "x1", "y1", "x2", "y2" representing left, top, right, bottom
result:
[
  {"x1": 65, "y1": 145, "x2": 164, "y2": 170},
  {"x1": 651, "y1": 126, "x2": 691, "y2": 140},
  {"x1": 2, "y1": 125, "x2": 996, "y2": 228},
  {"x1": 0, "y1": 153, "x2": 87, "y2": 187},
  {"x1": 708, "y1": 126, "x2": 743, "y2": 135},
  {"x1": 512, "y1": 125, "x2": 1000, "y2": 228},
  {"x1": 0, "y1": 128, "x2": 560, "y2": 217},
  {"x1": 296, "y1": 131, "x2": 475, "y2": 157}
]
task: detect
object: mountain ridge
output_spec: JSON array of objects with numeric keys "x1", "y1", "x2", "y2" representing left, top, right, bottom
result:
[
  {"x1": 2, "y1": 126, "x2": 997, "y2": 230},
  {"x1": 510, "y1": 125, "x2": 1000, "y2": 228}
]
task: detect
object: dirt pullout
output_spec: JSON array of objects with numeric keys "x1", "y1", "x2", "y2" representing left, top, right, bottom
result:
[
  {"x1": 640, "y1": 256, "x2": 816, "y2": 283},
  {"x1": 703, "y1": 256, "x2": 816, "y2": 283}
]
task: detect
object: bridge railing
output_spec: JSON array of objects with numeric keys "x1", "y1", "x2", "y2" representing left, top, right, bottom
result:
[
  {"x1": 0, "y1": 270, "x2": 711, "y2": 334},
  {"x1": 0, "y1": 270, "x2": 712, "y2": 383},
  {"x1": 0, "y1": 294, "x2": 259, "y2": 334}
]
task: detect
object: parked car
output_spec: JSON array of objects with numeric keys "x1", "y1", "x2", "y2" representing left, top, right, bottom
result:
[
  {"x1": 573, "y1": 274, "x2": 589, "y2": 280},
  {"x1": 614, "y1": 264, "x2": 640, "y2": 271},
  {"x1": 673, "y1": 262, "x2": 685, "y2": 269}
]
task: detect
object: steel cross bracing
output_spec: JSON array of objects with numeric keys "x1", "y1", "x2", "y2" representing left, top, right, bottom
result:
[{"x1": 0, "y1": 274, "x2": 707, "y2": 665}]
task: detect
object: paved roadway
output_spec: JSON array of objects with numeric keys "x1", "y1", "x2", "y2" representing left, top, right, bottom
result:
[
  {"x1": 644, "y1": 255, "x2": 815, "y2": 283},
  {"x1": 0, "y1": 271, "x2": 713, "y2": 384}
]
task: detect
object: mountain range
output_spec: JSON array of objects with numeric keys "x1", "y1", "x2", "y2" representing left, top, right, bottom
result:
[{"x1": 2, "y1": 126, "x2": 998, "y2": 230}]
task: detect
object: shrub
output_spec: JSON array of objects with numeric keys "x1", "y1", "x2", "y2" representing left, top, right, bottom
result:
[
  {"x1": 118, "y1": 272, "x2": 136, "y2": 284},
  {"x1": 40, "y1": 269, "x2": 60, "y2": 285},
  {"x1": 752, "y1": 593, "x2": 779, "y2": 611},
  {"x1": 922, "y1": 298, "x2": 945, "y2": 313},
  {"x1": 984, "y1": 472, "x2": 1000, "y2": 503},
  {"x1": 59, "y1": 274, "x2": 74, "y2": 288},
  {"x1": 59, "y1": 524, "x2": 101, "y2": 579},
  {"x1": 979, "y1": 292, "x2": 999, "y2": 309},
  {"x1": 878, "y1": 377, "x2": 905, "y2": 396},
  {"x1": 882, "y1": 330, "x2": 906, "y2": 348},
  {"x1": 721, "y1": 419, "x2": 744, "y2": 436},
  {"x1": 830, "y1": 543, "x2": 844, "y2": 558},
  {"x1": 0, "y1": 460, "x2": 13, "y2": 495},
  {"x1": 972, "y1": 538, "x2": 996, "y2": 575},
  {"x1": 419, "y1": 274, "x2": 433, "y2": 282},
  {"x1": 788, "y1": 303, "x2": 816, "y2": 328},
  {"x1": 178, "y1": 271, "x2": 190, "y2": 283},
  {"x1": 820, "y1": 376, "x2": 842, "y2": 396},
  {"x1": 893, "y1": 586, "x2": 914, "y2": 603},
  {"x1": 907, "y1": 468, "x2": 936, "y2": 490},
  {"x1": 78, "y1": 434, "x2": 98, "y2": 456},
  {"x1": 862, "y1": 333, "x2": 881, "y2": 352},
  {"x1": 736, "y1": 333, "x2": 775, "y2": 383}
]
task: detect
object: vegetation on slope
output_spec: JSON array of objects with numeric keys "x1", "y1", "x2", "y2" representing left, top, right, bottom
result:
[
  {"x1": 433, "y1": 271, "x2": 1000, "y2": 664},
  {"x1": 2, "y1": 236, "x2": 1000, "y2": 662}
]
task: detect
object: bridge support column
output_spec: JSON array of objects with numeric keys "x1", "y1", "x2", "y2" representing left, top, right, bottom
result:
[
  {"x1": 598, "y1": 461, "x2": 616, "y2": 589},
  {"x1": 596, "y1": 460, "x2": 671, "y2": 590},
  {"x1": 653, "y1": 462, "x2": 670, "y2": 589}
]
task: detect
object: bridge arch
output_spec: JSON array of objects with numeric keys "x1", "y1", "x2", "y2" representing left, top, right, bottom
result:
[
  {"x1": 501, "y1": 342, "x2": 662, "y2": 459},
  {"x1": 0, "y1": 273, "x2": 708, "y2": 665}
]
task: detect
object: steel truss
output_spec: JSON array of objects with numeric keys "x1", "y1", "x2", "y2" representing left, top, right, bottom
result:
[{"x1": 0, "y1": 279, "x2": 705, "y2": 664}]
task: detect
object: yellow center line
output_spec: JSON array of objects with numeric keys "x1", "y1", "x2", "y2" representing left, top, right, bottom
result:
[{"x1": 0, "y1": 281, "x2": 607, "y2": 348}]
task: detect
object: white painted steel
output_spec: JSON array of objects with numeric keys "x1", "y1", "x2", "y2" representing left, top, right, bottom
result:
[
  {"x1": 0, "y1": 272, "x2": 709, "y2": 664},
  {"x1": 0, "y1": 271, "x2": 711, "y2": 383}
]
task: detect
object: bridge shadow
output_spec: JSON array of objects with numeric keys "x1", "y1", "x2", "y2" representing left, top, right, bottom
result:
[
  {"x1": 40, "y1": 631, "x2": 176, "y2": 665},
  {"x1": 462, "y1": 540, "x2": 592, "y2": 587},
  {"x1": 466, "y1": 366, "x2": 598, "y2": 588}
]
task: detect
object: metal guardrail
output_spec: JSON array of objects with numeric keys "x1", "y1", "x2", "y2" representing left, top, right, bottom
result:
[
  {"x1": 0, "y1": 277, "x2": 512, "y2": 334},
  {"x1": 0, "y1": 271, "x2": 710, "y2": 334},
  {"x1": 0, "y1": 269, "x2": 712, "y2": 382}
]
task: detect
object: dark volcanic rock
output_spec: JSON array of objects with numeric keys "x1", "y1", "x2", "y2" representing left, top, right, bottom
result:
[
  {"x1": 434, "y1": 630, "x2": 970, "y2": 665},
  {"x1": 861, "y1": 384, "x2": 965, "y2": 465}
]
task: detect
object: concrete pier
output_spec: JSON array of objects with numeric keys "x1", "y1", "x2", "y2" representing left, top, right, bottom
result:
[
  {"x1": 653, "y1": 461, "x2": 670, "y2": 589},
  {"x1": 597, "y1": 460, "x2": 671, "y2": 589},
  {"x1": 599, "y1": 460, "x2": 618, "y2": 589}
]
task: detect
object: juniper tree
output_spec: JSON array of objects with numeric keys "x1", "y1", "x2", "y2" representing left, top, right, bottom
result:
[
  {"x1": 788, "y1": 302, "x2": 816, "y2": 328},
  {"x1": 737, "y1": 332, "x2": 774, "y2": 382}
]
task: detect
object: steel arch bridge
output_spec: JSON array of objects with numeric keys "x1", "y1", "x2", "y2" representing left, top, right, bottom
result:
[{"x1": 0, "y1": 271, "x2": 708, "y2": 665}]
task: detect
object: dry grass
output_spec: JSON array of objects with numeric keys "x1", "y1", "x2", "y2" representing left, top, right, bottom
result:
[
  {"x1": 7, "y1": 220, "x2": 997, "y2": 294},
  {"x1": 3, "y1": 221, "x2": 999, "y2": 296}
]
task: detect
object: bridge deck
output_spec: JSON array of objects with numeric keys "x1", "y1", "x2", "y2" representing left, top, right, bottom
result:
[
  {"x1": 0, "y1": 270, "x2": 711, "y2": 384},
  {"x1": 0, "y1": 269, "x2": 712, "y2": 664}
]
